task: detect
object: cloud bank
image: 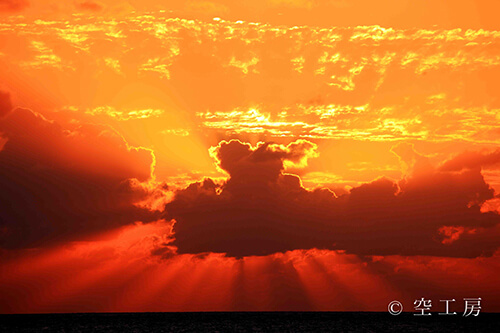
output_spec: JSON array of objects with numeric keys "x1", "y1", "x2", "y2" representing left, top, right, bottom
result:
[
  {"x1": 0, "y1": 92, "x2": 162, "y2": 249},
  {"x1": 167, "y1": 140, "x2": 500, "y2": 258}
]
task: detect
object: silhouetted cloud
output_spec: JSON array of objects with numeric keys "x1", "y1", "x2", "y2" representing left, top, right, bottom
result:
[
  {"x1": 0, "y1": 91, "x2": 12, "y2": 117},
  {"x1": 0, "y1": 94, "x2": 162, "y2": 249},
  {"x1": 167, "y1": 139, "x2": 500, "y2": 258},
  {"x1": 440, "y1": 148, "x2": 500, "y2": 172}
]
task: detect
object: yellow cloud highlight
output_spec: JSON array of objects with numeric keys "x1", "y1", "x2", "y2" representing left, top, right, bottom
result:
[
  {"x1": 86, "y1": 106, "x2": 165, "y2": 121},
  {"x1": 228, "y1": 56, "x2": 259, "y2": 74},
  {"x1": 21, "y1": 41, "x2": 71, "y2": 70},
  {"x1": 104, "y1": 58, "x2": 122, "y2": 74},
  {"x1": 161, "y1": 129, "x2": 190, "y2": 137},
  {"x1": 199, "y1": 108, "x2": 314, "y2": 136}
]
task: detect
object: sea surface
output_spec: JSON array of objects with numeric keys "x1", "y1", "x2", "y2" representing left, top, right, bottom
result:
[{"x1": 0, "y1": 312, "x2": 497, "y2": 332}]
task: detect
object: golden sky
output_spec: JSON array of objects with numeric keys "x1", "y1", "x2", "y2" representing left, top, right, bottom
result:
[{"x1": 0, "y1": 0, "x2": 499, "y2": 313}]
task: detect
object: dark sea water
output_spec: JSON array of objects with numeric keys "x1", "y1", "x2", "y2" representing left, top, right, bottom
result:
[{"x1": 0, "y1": 312, "x2": 497, "y2": 332}]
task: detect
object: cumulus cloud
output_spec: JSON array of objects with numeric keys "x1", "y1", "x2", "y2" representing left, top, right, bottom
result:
[
  {"x1": 0, "y1": 93, "x2": 163, "y2": 249},
  {"x1": 167, "y1": 139, "x2": 500, "y2": 258}
]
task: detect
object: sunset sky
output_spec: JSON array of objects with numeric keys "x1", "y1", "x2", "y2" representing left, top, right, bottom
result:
[{"x1": 1, "y1": 0, "x2": 500, "y2": 313}]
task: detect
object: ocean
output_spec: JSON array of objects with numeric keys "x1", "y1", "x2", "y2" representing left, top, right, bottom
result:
[{"x1": 0, "y1": 312, "x2": 497, "y2": 332}]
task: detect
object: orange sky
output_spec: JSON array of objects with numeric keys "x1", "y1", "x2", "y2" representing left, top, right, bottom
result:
[{"x1": 1, "y1": 0, "x2": 500, "y2": 313}]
